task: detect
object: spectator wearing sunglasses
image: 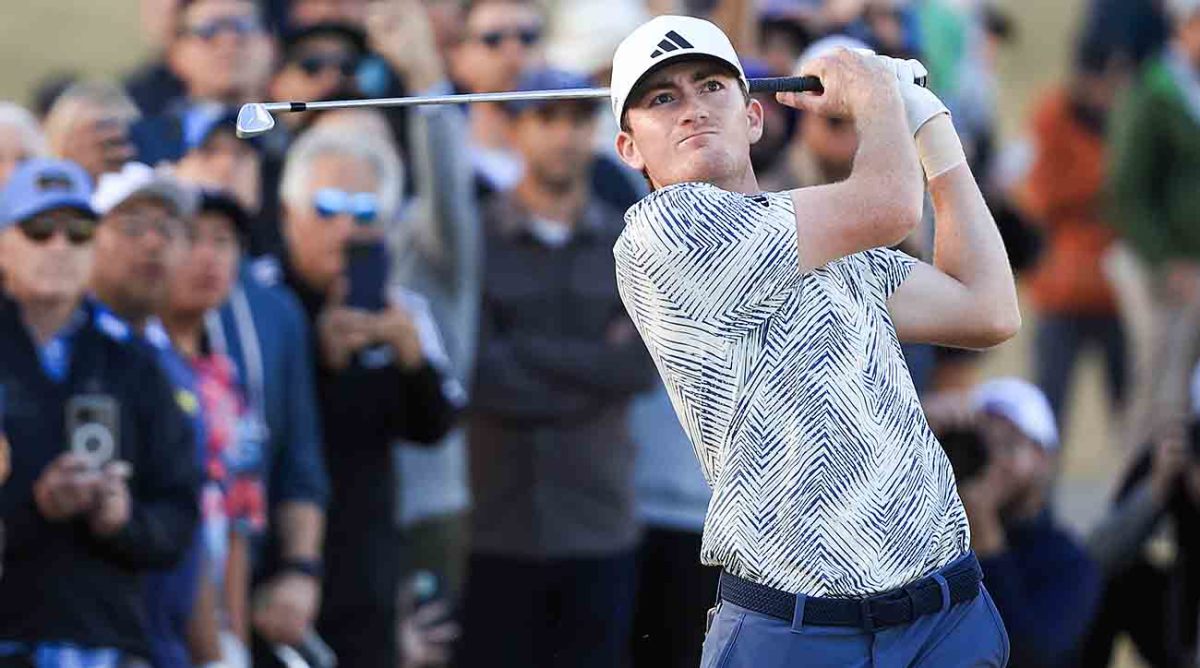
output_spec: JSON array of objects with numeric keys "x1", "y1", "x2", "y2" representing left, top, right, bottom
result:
[
  {"x1": 131, "y1": 0, "x2": 274, "y2": 167},
  {"x1": 267, "y1": 128, "x2": 460, "y2": 668},
  {"x1": 448, "y1": 0, "x2": 546, "y2": 194},
  {"x1": 0, "y1": 159, "x2": 200, "y2": 668}
]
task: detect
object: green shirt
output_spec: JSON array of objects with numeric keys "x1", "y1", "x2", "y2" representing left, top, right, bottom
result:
[{"x1": 1108, "y1": 54, "x2": 1200, "y2": 264}]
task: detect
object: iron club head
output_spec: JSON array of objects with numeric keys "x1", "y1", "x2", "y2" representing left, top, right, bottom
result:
[{"x1": 236, "y1": 103, "x2": 276, "y2": 138}]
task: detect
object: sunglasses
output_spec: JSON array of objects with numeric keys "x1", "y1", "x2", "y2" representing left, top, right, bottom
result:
[
  {"x1": 313, "y1": 188, "x2": 380, "y2": 224},
  {"x1": 297, "y1": 53, "x2": 359, "y2": 78},
  {"x1": 475, "y1": 26, "x2": 542, "y2": 49},
  {"x1": 19, "y1": 214, "x2": 97, "y2": 245},
  {"x1": 182, "y1": 15, "x2": 261, "y2": 40}
]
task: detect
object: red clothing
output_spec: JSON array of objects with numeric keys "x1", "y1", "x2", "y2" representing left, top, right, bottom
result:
[{"x1": 1019, "y1": 90, "x2": 1118, "y2": 315}]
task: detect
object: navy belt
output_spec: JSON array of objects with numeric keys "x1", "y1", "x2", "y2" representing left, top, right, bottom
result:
[{"x1": 718, "y1": 552, "x2": 983, "y2": 631}]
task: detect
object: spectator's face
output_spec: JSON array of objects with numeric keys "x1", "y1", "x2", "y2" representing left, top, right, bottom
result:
[
  {"x1": 512, "y1": 103, "x2": 597, "y2": 191},
  {"x1": 177, "y1": 130, "x2": 262, "y2": 212},
  {"x1": 167, "y1": 211, "x2": 240, "y2": 316},
  {"x1": 271, "y1": 35, "x2": 361, "y2": 107},
  {"x1": 980, "y1": 414, "x2": 1052, "y2": 510},
  {"x1": 284, "y1": 153, "x2": 379, "y2": 291},
  {"x1": 0, "y1": 209, "x2": 96, "y2": 306},
  {"x1": 289, "y1": 0, "x2": 368, "y2": 28},
  {"x1": 0, "y1": 124, "x2": 37, "y2": 185},
  {"x1": 48, "y1": 107, "x2": 136, "y2": 180},
  {"x1": 618, "y1": 60, "x2": 763, "y2": 190},
  {"x1": 451, "y1": 1, "x2": 544, "y2": 93},
  {"x1": 170, "y1": 0, "x2": 264, "y2": 101},
  {"x1": 799, "y1": 111, "x2": 858, "y2": 182},
  {"x1": 92, "y1": 197, "x2": 190, "y2": 320}
]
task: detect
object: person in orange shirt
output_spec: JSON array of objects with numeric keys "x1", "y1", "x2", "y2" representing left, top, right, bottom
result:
[{"x1": 1017, "y1": 40, "x2": 1130, "y2": 431}]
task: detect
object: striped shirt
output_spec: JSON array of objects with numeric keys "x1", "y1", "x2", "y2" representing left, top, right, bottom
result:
[{"x1": 613, "y1": 182, "x2": 969, "y2": 597}]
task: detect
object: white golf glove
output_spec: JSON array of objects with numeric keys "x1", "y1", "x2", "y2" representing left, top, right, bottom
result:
[{"x1": 872, "y1": 55, "x2": 949, "y2": 135}]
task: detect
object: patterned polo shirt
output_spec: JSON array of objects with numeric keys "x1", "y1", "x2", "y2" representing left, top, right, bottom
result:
[{"x1": 613, "y1": 182, "x2": 969, "y2": 597}]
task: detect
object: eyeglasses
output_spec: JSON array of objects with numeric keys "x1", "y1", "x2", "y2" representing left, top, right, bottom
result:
[
  {"x1": 18, "y1": 213, "x2": 97, "y2": 245},
  {"x1": 110, "y1": 212, "x2": 191, "y2": 242},
  {"x1": 313, "y1": 188, "x2": 380, "y2": 224},
  {"x1": 475, "y1": 26, "x2": 542, "y2": 49},
  {"x1": 296, "y1": 53, "x2": 359, "y2": 78},
  {"x1": 182, "y1": 15, "x2": 262, "y2": 41}
]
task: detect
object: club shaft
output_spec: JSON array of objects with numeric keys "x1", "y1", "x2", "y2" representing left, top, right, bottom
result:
[{"x1": 258, "y1": 76, "x2": 823, "y2": 114}]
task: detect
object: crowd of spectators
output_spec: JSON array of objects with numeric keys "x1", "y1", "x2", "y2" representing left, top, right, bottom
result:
[{"x1": 1, "y1": 0, "x2": 1199, "y2": 666}]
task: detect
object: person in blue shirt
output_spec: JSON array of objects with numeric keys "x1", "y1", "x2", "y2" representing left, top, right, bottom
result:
[{"x1": 0, "y1": 159, "x2": 199, "y2": 667}]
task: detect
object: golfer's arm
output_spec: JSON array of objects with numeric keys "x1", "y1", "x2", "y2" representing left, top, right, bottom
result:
[
  {"x1": 789, "y1": 88, "x2": 924, "y2": 272},
  {"x1": 888, "y1": 118, "x2": 1021, "y2": 348}
]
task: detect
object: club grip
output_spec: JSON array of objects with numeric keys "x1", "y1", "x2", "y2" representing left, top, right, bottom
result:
[{"x1": 747, "y1": 76, "x2": 824, "y2": 95}]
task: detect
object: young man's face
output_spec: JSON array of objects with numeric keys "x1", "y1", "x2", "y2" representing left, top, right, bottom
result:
[
  {"x1": 170, "y1": 0, "x2": 263, "y2": 101},
  {"x1": 512, "y1": 102, "x2": 598, "y2": 192},
  {"x1": 616, "y1": 59, "x2": 763, "y2": 190},
  {"x1": 167, "y1": 211, "x2": 240, "y2": 317},
  {"x1": 92, "y1": 197, "x2": 191, "y2": 321}
]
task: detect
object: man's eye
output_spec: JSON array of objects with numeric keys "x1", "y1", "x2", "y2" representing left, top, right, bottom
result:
[
  {"x1": 649, "y1": 92, "x2": 674, "y2": 106},
  {"x1": 703, "y1": 80, "x2": 724, "y2": 92}
]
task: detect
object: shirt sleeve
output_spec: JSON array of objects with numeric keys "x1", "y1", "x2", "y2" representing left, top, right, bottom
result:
[
  {"x1": 616, "y1": 184, "x2": 803, "y2": 334},
  {"x1": 860, "y1": 247, "x2": 918, "y2": 299}
]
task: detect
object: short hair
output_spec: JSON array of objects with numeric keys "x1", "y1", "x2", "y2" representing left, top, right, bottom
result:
[
  {"x1": 0, "y1": 102, "x2": 47, "y2": 158},
  {"x1": 43, "y1": 80, "x2": 140, "y2": 147},
  {"x1": 279, "y1": 128, "x2": 405, "y2": 224}
]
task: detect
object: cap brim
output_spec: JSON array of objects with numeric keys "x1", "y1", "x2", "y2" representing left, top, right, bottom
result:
[
  {"x1": 10, "y1": 195, "x2": 98, "y2": 223},
  {"x1": 117, "y1": 181, "x2": 198, "y2": 219},
  {"x1": 619, "y1": 52, "x2": 746, "y2": 120}
]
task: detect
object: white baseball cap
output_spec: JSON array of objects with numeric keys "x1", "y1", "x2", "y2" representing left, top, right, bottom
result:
[
  {"x1": 92, "y1": 162, "x2": 197, "y2": 218},
  {"x1": 610, "y1": 15, "x2": 748, "y2": 124},
  {"x1": 973, "y1": 378, "x2": 1059, "y2": 452}
]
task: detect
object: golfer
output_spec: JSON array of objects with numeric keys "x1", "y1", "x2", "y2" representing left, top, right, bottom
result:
[{"x1": 611, "y1": 16, "x2": 1018, "y2": 667}]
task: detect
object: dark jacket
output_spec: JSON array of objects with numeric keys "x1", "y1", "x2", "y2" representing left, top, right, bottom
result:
[
  {"x1": 277, "y1": 254, "x2": 458, "y2": 611},
  {"x1": 469, "y1": 193, "x2": 655, "y2": 559},
  {"x1": 0, "y1": 296, "x2": 200, "y2": 659},
  {"x1": 980, "y1": 509, "x2": 1101, "y2": 668}
]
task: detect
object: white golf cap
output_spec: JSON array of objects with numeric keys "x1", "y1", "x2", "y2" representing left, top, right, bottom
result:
[
  {"x1": 973, "y1": 378, "x2": 1059, "y2": 452},
  {"x1": 610, "y1": 15, "x2": 748, "y2": 124},
  {"x1": 92, "y1": 162, "x2": 197, "y2": 218}
]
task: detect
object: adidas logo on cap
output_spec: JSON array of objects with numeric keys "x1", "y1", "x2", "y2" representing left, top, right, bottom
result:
[{"x1": 649, "y1": 30, "x2": 694, "y2": 59}]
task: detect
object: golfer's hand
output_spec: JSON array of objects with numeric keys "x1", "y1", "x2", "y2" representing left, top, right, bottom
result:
[
  {"x1": 776, "y1": 48, "x2": 901, "y2": 120},
  {"x1": 253, "y1": 572, "x2": 321, "y2": 646}
]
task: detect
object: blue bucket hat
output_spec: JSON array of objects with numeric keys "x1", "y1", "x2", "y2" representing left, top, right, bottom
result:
[{"x1": 0, "y1": 158, "x2": 96, "y2": 231}]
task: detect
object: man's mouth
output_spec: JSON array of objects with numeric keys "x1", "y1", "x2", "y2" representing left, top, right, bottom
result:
[{"x1": 678, "y1": 130, "x2": 719, "y2": 146}]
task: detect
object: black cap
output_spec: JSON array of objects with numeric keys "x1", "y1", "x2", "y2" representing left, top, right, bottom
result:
[{"x1": 196, "y1": 189, "x2": 251, "y2": 245}]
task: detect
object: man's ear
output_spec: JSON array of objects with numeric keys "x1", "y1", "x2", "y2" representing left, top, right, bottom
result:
[
  {"x1": 747, "y1": 97, "x2": 765, "y2": 145},
  {"x1": 615, "y1": 130, "x2": 646, "y2": 172}
]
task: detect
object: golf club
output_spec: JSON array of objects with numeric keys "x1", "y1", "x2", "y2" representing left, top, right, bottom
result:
[{"x1": 236, "y1": 76, "x2": 830, "y2": 139}]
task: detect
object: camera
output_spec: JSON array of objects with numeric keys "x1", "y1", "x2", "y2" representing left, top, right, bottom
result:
[
  {"x1": 65, "y1": 395, "x2": 120, "y2": 469},
  {"x1": 938, "y1": 425, "x2": 989, "y2": 484}
]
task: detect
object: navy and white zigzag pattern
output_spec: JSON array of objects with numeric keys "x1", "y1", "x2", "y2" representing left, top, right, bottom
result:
[{"x1": 614, "y1": 182, "x2": 969, "y2": 597}]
